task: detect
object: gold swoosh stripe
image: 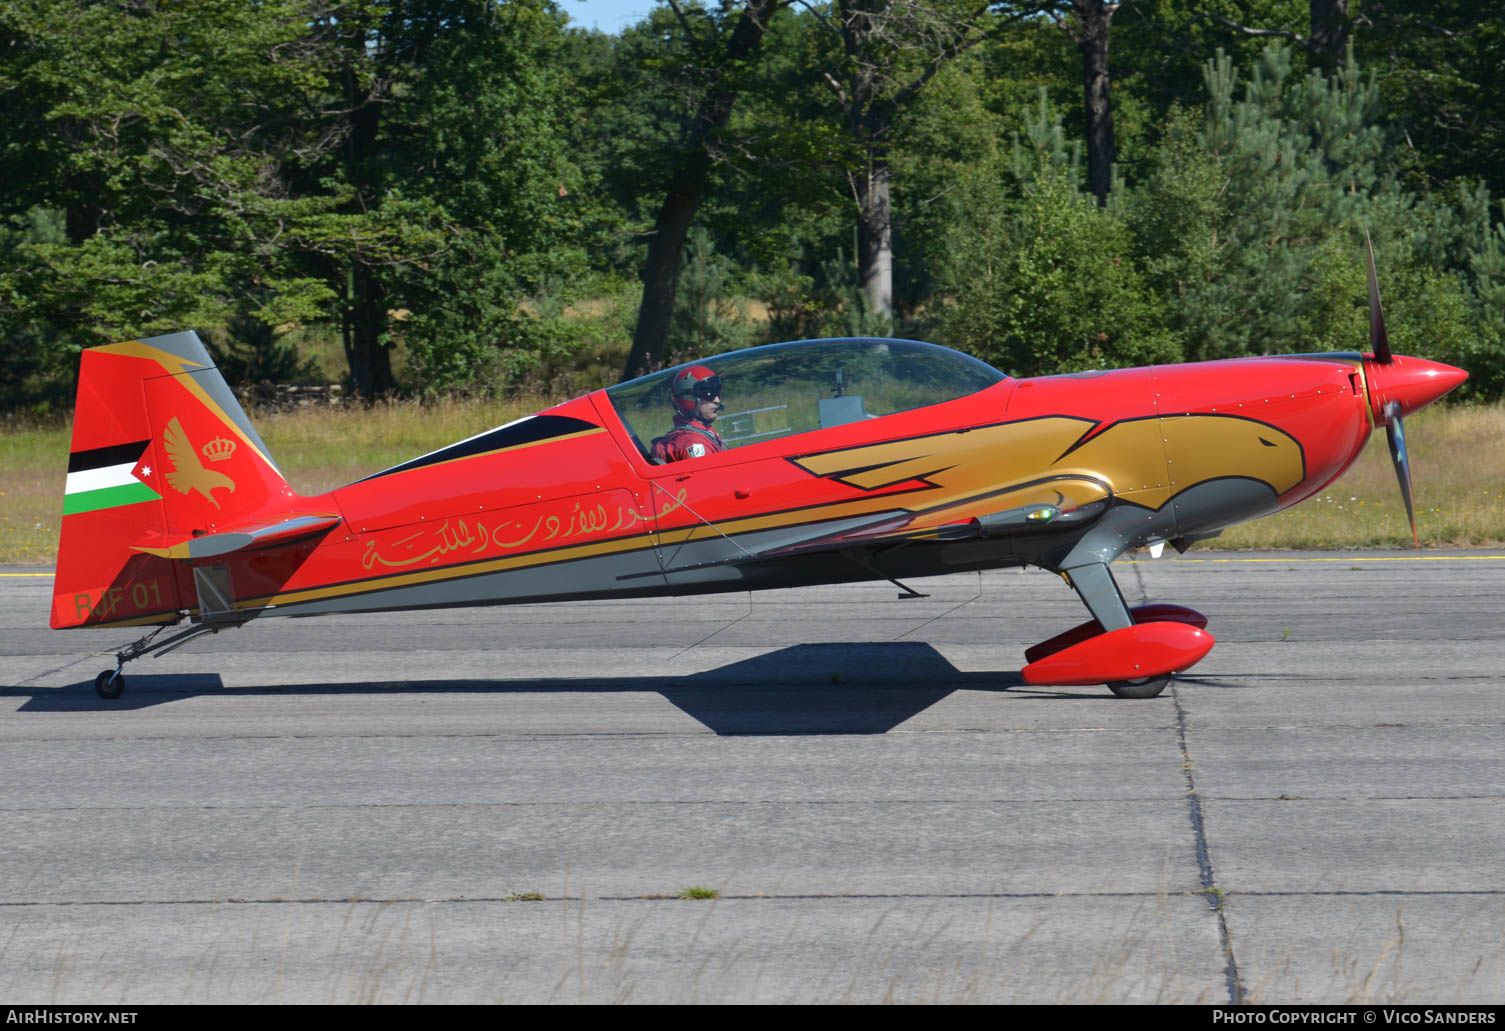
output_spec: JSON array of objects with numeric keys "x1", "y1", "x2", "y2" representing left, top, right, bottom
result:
[
  {"x1": 242, "y1": 530, "x2": 664, "y2": 608},
  {"x1": 239, "y1": 473, "x2": 1118, "y2": 613},
  {"x1": 240, "y1": 492, "x2": 936, "y2": 610}
]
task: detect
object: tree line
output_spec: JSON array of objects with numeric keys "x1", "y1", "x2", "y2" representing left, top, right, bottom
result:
[{"x1": 1, "y1": 0, "x2": 1501, "y2": 414}]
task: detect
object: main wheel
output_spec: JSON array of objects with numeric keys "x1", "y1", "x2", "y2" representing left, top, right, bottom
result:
[
  {"x1": 1107, "y1": 675, "x2": 1171, "y2": 699},
  {"x1": 95, "y1": 669, "x2": 125, "y2": 700}
]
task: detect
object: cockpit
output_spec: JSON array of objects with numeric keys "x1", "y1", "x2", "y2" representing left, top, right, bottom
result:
[{"x1": 605, "y1": 337, "x2": 1007, "y2": 463}]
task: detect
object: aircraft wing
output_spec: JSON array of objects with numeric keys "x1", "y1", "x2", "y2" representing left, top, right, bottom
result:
[{"x1": 639, "y1": 494, "x2": 1109, "y2": 579}]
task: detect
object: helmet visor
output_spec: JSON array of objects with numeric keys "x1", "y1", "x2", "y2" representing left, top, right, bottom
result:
[{"x1": 691, "y1": 375, "x2": 722, "y2": 400}]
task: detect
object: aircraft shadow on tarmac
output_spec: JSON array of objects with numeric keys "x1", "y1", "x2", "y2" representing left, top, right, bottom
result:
[{"x1": 0, "y1": 642, "x2": 1144, "y2": 734}]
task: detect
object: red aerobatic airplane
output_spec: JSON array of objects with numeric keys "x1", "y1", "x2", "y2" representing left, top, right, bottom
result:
[{"x1": 53, "y1": 245, "x2": 1466, "y2": 699}]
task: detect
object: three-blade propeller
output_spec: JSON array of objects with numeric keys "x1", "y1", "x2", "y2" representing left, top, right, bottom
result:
[{"x1": 1366, "y1": 232, "x2": 1418, "y2": 548}]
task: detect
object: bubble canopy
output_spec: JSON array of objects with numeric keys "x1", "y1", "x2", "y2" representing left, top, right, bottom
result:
[{"x1": 605, "y1": 337, "x2": 1007, "y2": 458}]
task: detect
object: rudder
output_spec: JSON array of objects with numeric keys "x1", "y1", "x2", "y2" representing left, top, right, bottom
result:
[{"x1": 52, "y1": 331, "x2": 297, "y2": 629}]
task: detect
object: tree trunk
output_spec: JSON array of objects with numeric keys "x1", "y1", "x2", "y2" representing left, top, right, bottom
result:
[
  {"x1": 841, "y1": 0, "x2": 894, "y2": 322},
  {"x1": 838, "y1": 0, "x2": 986, "y2": 325},
  {"x1": 621, "y1": 0, "x2": 783, "y2": 382},
  {"x1": 343, "y1": 262, "x2": 393, "y2": 398},
  {"x1": 65, "y1": 204, "x2": 97, "y2": 247},
  {"x1": 855, "y1": 159, "x2": 893, "y2": 318},
  {"x1": 335, "y1": 32, "x2": 397, "y2": 397},
  {"x1": 1073, "y1": 0, "x2": 1117, "y2": 206},
  {"x1": 1308, "y1": 0, "x2": 1352, "y2": 72},
  {"x1": 626, "y1": 164, "x2": 712, "y2": 381}
]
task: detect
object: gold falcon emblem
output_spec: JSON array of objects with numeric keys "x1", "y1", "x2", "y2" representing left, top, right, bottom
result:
[{"x1": 163, "y1": 416, "x2": 236, "y2": 509}]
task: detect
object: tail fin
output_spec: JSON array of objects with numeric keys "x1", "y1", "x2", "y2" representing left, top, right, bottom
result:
[{"x1": 52, "y1": 331, "x2": 299, "y2": 629}]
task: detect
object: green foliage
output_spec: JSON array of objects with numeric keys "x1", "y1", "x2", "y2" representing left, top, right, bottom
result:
[
  {"x1": 0, "y1": 0, "x2": 589, "y2": 404},
  {"x1": 1125, "y1": 44, "x2": 1503, "y2": 389},
  {"x1": 888, "y1": 55, "x2": 1009, "y2": 309},
  {"x1": 1426, "y1": 195, "x2": 1505, "y2": 401},
  {"x1": 668, "y1": 226, "x2": 757, "y2": 360},
  {"x1": 0, "y1": 0, "x2": 344, "y2": 337},
  {"x1": 0, "y1": 207, "x2": 76, "y2": 414},
  {"x1": 747, "y1": 244, "x2": 895, "y2": 345},
  {"x1": 938, "y1": 98, "x2": 1178, "y2": 376},
  {"x1": 520, "y1": 272, "x2": 641, "y2": 397},
  {"x1": 1111, "y1": 0, "x2": 1312, "y2": 135},
  {"x1": 375, "y1": 2, "x2": 588, "y2": 394},
  {"x1": 1135, "y1": 45, "x2": 1391, "y2": 359},
  {"x1": 207, "y1": 319, "x2": 321, "y2": 389},
  {"x1": 1, "y1": 4, "x2": 1502, "y2": 407},
  {"x1": 1358, "y1": 0, "x2": 1505, "y2": 199}
]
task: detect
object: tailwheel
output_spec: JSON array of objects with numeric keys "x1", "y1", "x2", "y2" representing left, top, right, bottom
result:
[
  {"x1": 95, "y1": 669, "x2": 125, "y2": 700},
  {"x1": 1107, "y1": 675, "x2": 1171, "y2": 700}
]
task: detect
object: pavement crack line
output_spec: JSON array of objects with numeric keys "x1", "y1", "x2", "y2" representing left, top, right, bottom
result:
[
  {"x1": 1125, "y1": 558, "x2": 1245, "y2": 1003},
  {"x1": 0, "y1": 796, "x2": 1203, "y2": 814},
  {"x1": 6, "y1": 888, "x2": 1505, "y2": 909},
  {"x1": 1173, "y1": 685, "x2": 1244, "y2": 1006},
  {"x1": 3, "y1": 794, "x2": 1500, "y2": 815}
]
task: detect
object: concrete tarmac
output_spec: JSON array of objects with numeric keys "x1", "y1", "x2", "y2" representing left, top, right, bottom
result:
[{"x1": 1, "y1": 553, "x2": 1502, "y2": 1004}]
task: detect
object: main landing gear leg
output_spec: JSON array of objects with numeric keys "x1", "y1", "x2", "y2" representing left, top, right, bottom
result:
[
  {"x1": 1063, "y1": 562, "x2": 1172, "y2": 700},
  {"x1": 1063, "y1": 562, "x2": 1133, "y2": 632}
]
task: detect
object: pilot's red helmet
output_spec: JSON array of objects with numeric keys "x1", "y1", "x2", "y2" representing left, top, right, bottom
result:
[{"x1": 672, "y1": 365, "x2": 722, "y2": 415}]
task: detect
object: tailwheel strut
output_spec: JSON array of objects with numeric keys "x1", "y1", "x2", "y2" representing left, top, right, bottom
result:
[
  {"x1": 93, "y1": 618, "x2": 229, "y2": 700},
  {"x1": 94, "y1": 668, "x2": 125, "y2": 700}
]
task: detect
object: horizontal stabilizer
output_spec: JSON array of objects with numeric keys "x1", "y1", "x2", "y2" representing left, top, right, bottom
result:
[{"x1": 133, "y1": 514, "x2": 342, "y2": 560}]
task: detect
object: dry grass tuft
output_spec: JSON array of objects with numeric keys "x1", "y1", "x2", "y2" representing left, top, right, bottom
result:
[
  {"x1": 0, "y1": 419, "x2": 69, "y2": 564},
  {"x1": 254, "y1": 396, "x2": 549, "y2": 496},
  {"x1": 1213, "y1": 404, "x2": 1505, "y2": 549}
]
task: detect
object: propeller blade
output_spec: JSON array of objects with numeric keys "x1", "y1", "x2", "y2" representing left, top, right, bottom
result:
[
  {"x1": 1365, "y1": 230, "x2": 1392, "y2": 364},
  {"x1": 1384, "y1": 400, "x2": 1418, "y2": 548}
]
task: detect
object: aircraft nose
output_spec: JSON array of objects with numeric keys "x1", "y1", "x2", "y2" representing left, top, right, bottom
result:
[{"x1": 1366, "y1": 354, "x2": 1468, "y2": 424}]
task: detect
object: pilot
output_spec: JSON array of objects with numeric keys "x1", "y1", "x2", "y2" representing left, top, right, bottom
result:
[{"x1": 650, "y1": 365, "x2": 724, "y2": 462}]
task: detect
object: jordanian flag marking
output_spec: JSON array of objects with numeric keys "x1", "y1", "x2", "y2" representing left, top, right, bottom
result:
[{"x1": 63, "y1": 439, "x2": 161, "y2": 515}]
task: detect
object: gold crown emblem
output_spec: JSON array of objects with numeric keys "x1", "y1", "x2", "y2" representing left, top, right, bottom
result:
[{"x1": 201, "y1": 436, "x2": 237, "y2": 462}]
